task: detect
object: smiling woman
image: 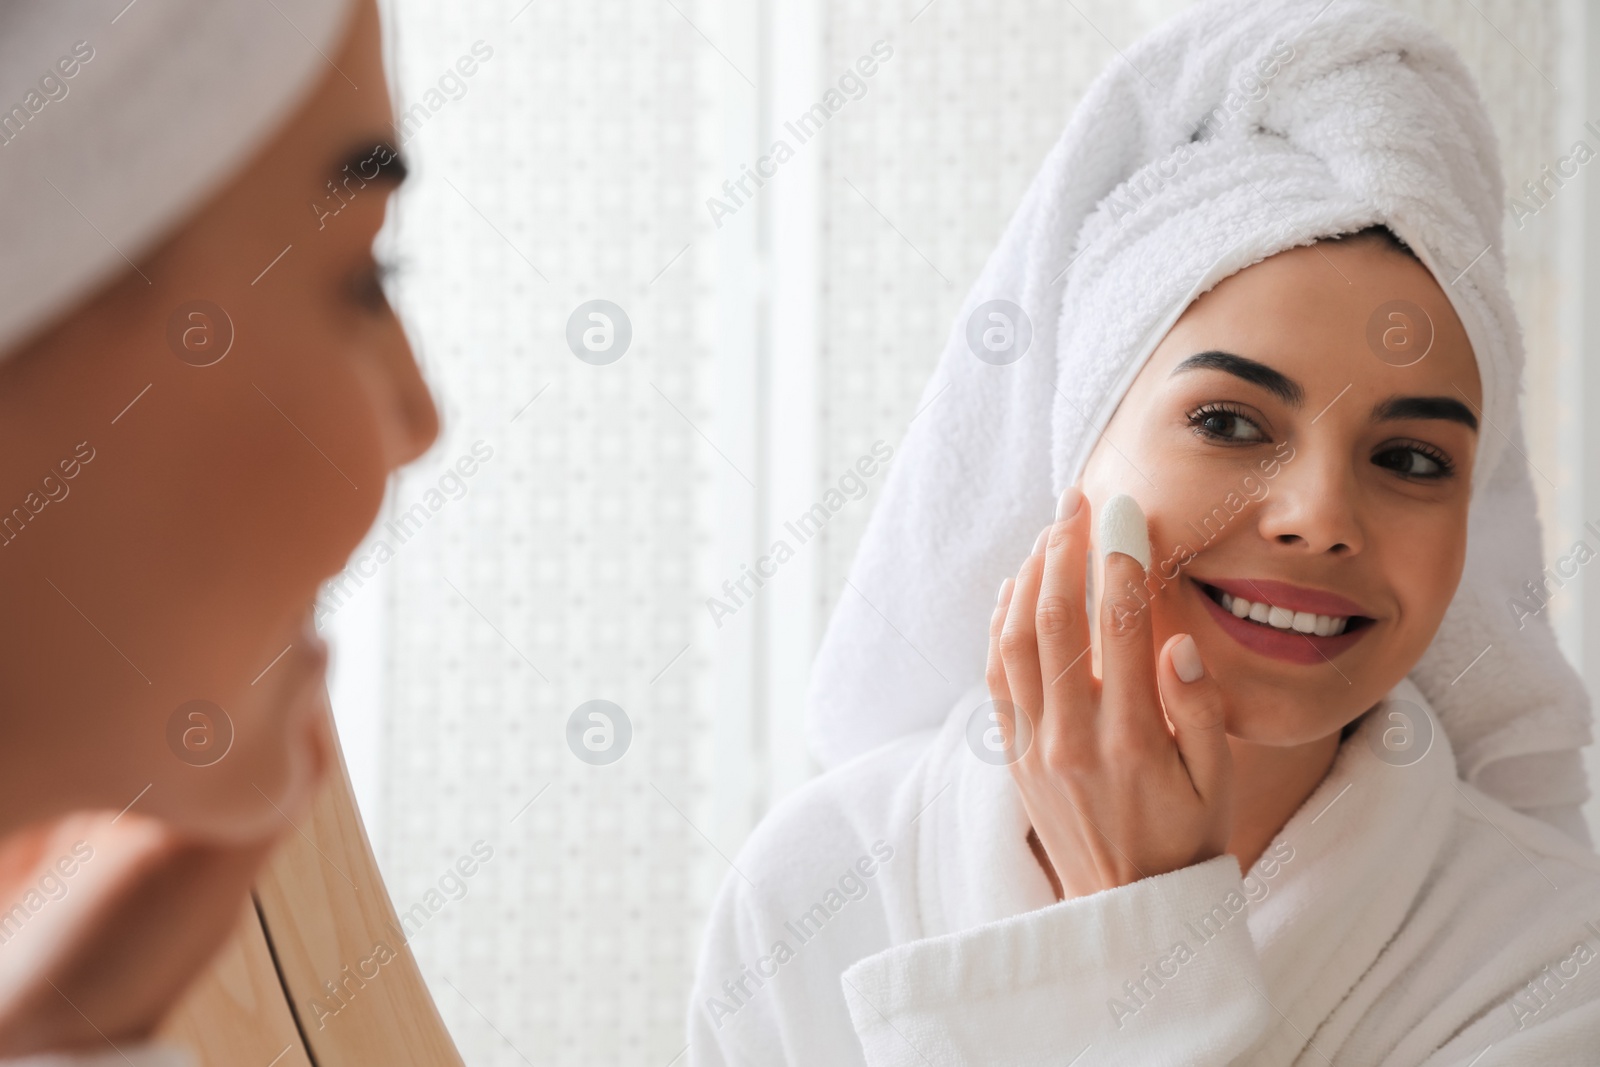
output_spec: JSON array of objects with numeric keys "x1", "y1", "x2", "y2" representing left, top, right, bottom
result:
[
  {"x1": 689, "y1": 1, "x2": 1600, "y2": 1064},
  {"x1": 991, "y1": 228, "x2": 1491, "y2": 906}
]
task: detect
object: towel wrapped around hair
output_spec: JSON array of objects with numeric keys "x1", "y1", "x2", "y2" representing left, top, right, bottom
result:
[{"x1": 0, "y1": 0, "x2": 355, "y2": 358}]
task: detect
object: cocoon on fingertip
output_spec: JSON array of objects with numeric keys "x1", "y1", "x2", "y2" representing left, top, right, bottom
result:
[{"x1": 1098, "y1": 493, "x2": 1151, "y2": 571}]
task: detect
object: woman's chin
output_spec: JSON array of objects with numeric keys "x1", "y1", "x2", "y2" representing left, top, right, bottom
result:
[{"x1": 1208, "y1": 689, "x2": 1335, "y2": 749}]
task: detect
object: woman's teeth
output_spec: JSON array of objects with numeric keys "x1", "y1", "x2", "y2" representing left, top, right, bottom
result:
[{"x1": 1214, "y1": 589, "x2": 1350, "y2": 636}]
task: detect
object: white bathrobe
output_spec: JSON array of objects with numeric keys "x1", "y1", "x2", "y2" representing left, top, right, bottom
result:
[{"x1": 688, "y1": 677, "x2": 1600, "y2": 1065}]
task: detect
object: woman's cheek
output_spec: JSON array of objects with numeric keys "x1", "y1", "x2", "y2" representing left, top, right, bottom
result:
[
  {"x1": 1398, "y1": 516, "x2": 1468, "y2": 650},
  {"x1": 1146, "y1": 499, "x2": 1205, "y2": 583}
]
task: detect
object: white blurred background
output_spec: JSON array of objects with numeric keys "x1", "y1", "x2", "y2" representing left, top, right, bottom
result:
[{"x1": 318, "y1": 0, "x2": 1600, "y2": 1062}]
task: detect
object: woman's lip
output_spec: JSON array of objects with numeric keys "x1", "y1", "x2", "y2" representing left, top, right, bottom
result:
[
  {"x1": 1192, "y1": 577, "x2": 1373, "y2": 666},
  {"x1": 1195, "y1": 576, "x2": 1373, "y2": 619}
]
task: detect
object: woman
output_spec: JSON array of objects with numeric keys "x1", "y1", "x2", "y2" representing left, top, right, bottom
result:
[
  {"x1": 689, "y1": 1, "x2": 1600, "y2": 1063},
  {"x1": 0, "y1": 0, "x2": 435, "y2": 1060}
]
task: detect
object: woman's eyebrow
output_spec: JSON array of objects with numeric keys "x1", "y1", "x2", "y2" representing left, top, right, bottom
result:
[
  {"x1": 1170, "y1": 350, "x2": 1479, "y2": 432},
  {"x1": 1169, "y1": 351, "x2": 1302, "y2": 405},
  {"x1": 1371, "y1": 395, "x2": 1478, "y2": 432}
]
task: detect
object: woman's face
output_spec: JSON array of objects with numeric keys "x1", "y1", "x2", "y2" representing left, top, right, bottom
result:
[
  {"x1": 1079, "y1": 236, "x2": 1481, "y2": 748},
  {"x1": 0, "y1": 0, "x2": 436, "y2": 842}
]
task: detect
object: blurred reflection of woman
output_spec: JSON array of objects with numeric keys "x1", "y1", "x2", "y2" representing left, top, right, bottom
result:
[{"x1": 0, "y1": 0, "x2": 438, "y2": 1061}]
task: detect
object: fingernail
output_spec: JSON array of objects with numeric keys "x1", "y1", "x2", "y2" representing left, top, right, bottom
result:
[
  {"x1": 997, "y1": 577, "x2": 1010, "y2": 604},
  {"x1": 1056, "y1": 485, "x2": 1084, "y2": 521},
  {"x1": 1174, "y1": 634, "x2": 1204, "y2": 683},
  {"x1": 1032, "y1": 527, "x2": 1049, "y2": 555},
  {"x1": 1098, "y1": 493, "x2": 1151, "y2": 571}
]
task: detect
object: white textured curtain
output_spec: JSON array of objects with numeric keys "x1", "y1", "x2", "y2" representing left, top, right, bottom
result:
[{"x1": 320, "y1": 1, "x2": 1586, "y2": 1063}]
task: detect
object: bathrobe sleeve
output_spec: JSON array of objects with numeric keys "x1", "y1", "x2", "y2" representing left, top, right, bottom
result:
[{"x1": 840, "y1": 855, "x2": 1272, "y2": 1066}]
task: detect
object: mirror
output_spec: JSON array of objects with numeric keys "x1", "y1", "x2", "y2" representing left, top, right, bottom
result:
[
  {"x1": 163, "y1": 702, "x2": 460, "y2": 1065},
  {"x1": 163, "y1": 0, "x2": 1587, "y2": 1063}
]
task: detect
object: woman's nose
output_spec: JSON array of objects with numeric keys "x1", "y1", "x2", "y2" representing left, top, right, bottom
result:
[
  {"x1": 1256, "y1": 444, "x2": 1364, "y2": 556},
  {"x1": 380, "y1": 325, "x2": 440, "y2": 468}
]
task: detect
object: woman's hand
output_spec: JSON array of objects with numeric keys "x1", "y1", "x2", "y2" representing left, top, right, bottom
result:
[
  {"x1": 0, "y1": 694, "x2": 334, "y2": 1057},
  {"x1": 985, "y1": 485, "x2": 1234, "y2": 900},
  {"x1": 0, "y1": 814, "x2": 280, "y2": 1056}
]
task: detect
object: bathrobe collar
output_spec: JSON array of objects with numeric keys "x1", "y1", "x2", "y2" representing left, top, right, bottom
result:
[{"x1": 913, "y1": 675, "x2": 1457, "y2": 1031}]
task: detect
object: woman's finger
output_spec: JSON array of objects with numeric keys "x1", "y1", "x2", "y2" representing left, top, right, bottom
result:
[
  {"x1": 998, "y1": 528, "x2": 1050, "y2": 748},
  {"x1": 1095, "y1": 493, "x2": 1167, "y2": 754},
  {"x1": 994, "y1": 555, "x2": 1097, "y2": 898},
  {"x1": 1155, "y1": 633, "x2": 1234, "y2": 809},
  {"x1": 985, "y1": 576, "x2": 1019, "y2": 753},
  {"x1": 1035, "y1": 485, "x2": 1096, "y2": 750}
]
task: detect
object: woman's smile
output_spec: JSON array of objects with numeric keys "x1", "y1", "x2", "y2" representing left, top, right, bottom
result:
[{"x1": 1189, "y1": 574, "x2": 1376, "y2": 665}]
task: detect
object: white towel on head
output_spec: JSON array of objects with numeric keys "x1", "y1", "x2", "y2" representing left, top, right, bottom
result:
[
  {"x1": 0, "y1": 0, "x2": 356, "y2": 359},
  {"x1": 804, "y1": 0, "x2": 1594, "y2": 841}
]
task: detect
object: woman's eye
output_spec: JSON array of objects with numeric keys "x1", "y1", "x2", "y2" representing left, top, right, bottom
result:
[
  {"x1": 1374, "y1": 444, "x2": 1454, "y2": 481},
  {"x1": 1188, "y1": 404, "x2": 1266, "y2": 444}
]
